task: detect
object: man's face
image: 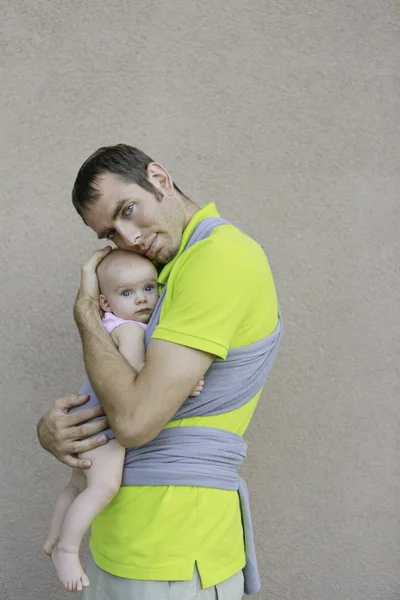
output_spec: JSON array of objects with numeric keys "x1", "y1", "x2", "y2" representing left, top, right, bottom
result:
[{"x1": 82, "y1": 171, "x2": 185, "y2": 264}]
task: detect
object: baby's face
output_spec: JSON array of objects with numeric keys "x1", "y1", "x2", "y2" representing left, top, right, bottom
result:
[{"x1": 97, "y1": 251, "x2": 159, "y2": 323}]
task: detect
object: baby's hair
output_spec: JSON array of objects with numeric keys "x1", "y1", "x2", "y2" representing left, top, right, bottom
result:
[{"x1": 96, "y1": 250, "x2": 157, "y2": 293}]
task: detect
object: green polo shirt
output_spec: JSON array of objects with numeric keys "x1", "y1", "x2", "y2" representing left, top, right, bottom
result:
[{"x1": 89, "y1": 202, "x2": 279, "y2": 587}]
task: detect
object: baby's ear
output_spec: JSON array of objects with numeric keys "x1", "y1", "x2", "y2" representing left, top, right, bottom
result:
[{"x1": 99, "y1": 294, "x2": 110, "y2": 312}]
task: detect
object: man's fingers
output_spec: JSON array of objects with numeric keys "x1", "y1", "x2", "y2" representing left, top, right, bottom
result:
[
  {"x1": 81, "y1": 247, "x2": 112, "y2": 275},
  {"x1": 76, "y1": 248, "x2": 113, "y2": 311},
  {"x1": 54, "y1": 393, "x2": 87, "y2": 411},
  {"x1": 69, "y1": 394, "x2": 90, "y2": 407},
  {"x1": 68, "y1": 418, "x2": 109, "y2": 441},
  {"x1": 61, "y1": 454, "x2": 91, "y2": 469},
  {"x1": 77, "y1": 458, "x2": 93, "y2": 469},
  {"x1": 66, "y1": 405, "x2": 105, "y2": 427},
  {"x1": 66, "y1": 434, "x2": 109, "y2": 456}
]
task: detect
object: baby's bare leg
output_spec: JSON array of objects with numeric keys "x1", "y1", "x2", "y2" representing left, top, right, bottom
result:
[
  {"x1": 51, "y1": 439, "x2": 125, "y2": 593},
  {"x1": 44, "y1": 468, "x2": 86, "y2": 556}
]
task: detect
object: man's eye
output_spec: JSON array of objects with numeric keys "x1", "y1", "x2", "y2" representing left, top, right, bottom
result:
[
  {"x1": 124, "y1": 204, "x2": 134, "y2": 216},
  {"x1": 107, "y1": 230, "x2": 116, "y2": 240}
]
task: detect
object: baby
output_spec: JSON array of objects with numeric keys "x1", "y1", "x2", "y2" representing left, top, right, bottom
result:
[{"x1": 43, "y1": 250, "x2": 203, "y2": 593}]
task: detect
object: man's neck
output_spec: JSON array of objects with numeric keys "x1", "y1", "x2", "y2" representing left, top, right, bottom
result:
[{"x1": 182, "y1": 197, "x2": 201, "y2": 230}]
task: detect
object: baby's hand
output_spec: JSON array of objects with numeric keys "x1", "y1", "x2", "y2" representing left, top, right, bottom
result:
[{"x1": 189, "y1": 378, "x2": 204, "y2": 397}]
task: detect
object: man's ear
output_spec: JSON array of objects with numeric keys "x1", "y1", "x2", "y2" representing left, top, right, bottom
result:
[
  {"x1": 99, "y1": 294, "x2": 111, "y2": 312},
  {"x1": 147, "y1": 162, "x2": 174, "y2": 196}
]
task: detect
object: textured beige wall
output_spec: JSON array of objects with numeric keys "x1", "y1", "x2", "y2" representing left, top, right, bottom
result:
[{"x1": 1, "y1": 1, "x2": 399, "y2": 598}]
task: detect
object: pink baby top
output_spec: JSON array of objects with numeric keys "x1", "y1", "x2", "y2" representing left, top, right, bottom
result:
[{"x1": 102, "y1": 311, "x2": 148, "y2": 334}]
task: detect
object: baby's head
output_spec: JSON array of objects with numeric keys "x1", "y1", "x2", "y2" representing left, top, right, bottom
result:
[{"x1": 97, "y1": 249, "x2": 159, "y2": 324}]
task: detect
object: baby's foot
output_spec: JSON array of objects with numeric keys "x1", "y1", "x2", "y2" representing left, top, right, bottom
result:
[
  {"x1": 51, "y1": 544, "x2": 90, "y2": 592},
  {"x1": 43, "y1": 536, "x2": 58, "y2": 556}
]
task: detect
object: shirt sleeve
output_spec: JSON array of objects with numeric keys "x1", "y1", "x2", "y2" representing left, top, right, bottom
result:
[{"x1": 152, "y1": 236, "x2": 258, "y2": 359}]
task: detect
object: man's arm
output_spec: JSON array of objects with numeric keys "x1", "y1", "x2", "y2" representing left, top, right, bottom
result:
[
  {"x1": 39, "y1": 234, "x2": 259, "y2": 464},
  {"x1": 71, "y1": 247, "x2": 213, "y2": 447},
  {"x1": 36, "y1": 247, "x2": 114, "y2": 468},
  {"x1": 78, "y1": 308, "x2": 213, "y2": 447}
]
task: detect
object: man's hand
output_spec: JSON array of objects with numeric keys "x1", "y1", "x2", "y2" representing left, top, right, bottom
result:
[
  {"x1": 37, "y1": 394, "x2": 109, "y2": 469},
  {"x1": 74, "y1": 246, "x2": 112, "y2": 326}
]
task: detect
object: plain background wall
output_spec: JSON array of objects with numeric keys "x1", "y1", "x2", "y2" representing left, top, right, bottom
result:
[{"x1": 1, "y1": 1, "x2": 399, "y2": 598}]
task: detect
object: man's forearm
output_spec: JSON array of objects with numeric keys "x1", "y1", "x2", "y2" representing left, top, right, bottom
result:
[{"x1": 77, "y1": 310, "x2": 140, "y2": 443}]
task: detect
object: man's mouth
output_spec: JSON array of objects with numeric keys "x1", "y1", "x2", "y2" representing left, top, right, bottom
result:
[{"x1": 144, "y1": 235, "x2": 158, "y2": 258}]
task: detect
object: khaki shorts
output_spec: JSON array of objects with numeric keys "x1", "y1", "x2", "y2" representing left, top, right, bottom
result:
[{"x1": 83, "y1": 553, "x2": 244, "y2": 600}]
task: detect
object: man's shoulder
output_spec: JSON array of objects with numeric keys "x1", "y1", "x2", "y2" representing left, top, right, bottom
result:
[
  {"x1": 211, "y1": 221, "x2": 262, "y2": 248},
  {"x1": 188, "y1": 221, "x2": 265, "y2": 260},
  {"x1": 169, "y1": 224, "x2": 269, "y2": 294},
  {"x1": 185, "y1": 223, "x2": 268, "y2": 276}
]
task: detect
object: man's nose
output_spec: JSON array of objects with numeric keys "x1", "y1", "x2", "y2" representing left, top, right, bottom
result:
[{"x1": 117, "y1": 223, "x2": 142, "y2": 247}]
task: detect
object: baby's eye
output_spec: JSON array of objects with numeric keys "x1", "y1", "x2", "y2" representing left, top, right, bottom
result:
[
  {"x1": 144, "y1": 285, "x2": 154, "y2": 292},
  {"x1": 121, "y1": 290, "x2": 132, "y2": 297}
]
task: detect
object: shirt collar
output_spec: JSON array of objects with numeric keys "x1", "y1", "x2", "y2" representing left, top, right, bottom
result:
[{"x1": 158, "y1": 202, "x2": 220, "y2": 285}]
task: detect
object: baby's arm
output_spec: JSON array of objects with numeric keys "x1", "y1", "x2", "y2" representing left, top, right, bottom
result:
[{"x1": 111, "y1": 322, "x2": 146, "y2": 372}]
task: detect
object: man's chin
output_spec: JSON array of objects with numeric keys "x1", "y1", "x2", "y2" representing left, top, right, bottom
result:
[{"x1": 156, "y1": 244, "x2": 179, "y2": 265}]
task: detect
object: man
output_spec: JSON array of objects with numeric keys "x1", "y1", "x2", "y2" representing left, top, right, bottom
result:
[{"x1": 37, "y1": 144, "x2": 281, "y2": 599}]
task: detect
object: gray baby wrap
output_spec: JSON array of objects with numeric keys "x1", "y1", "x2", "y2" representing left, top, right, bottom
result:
[
  {"x1": 123, "y1": 217, "x2": 282, "y2": 595},
  {"x1": 76, "y1": 217, "x2": 283, "y2": 595}
]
